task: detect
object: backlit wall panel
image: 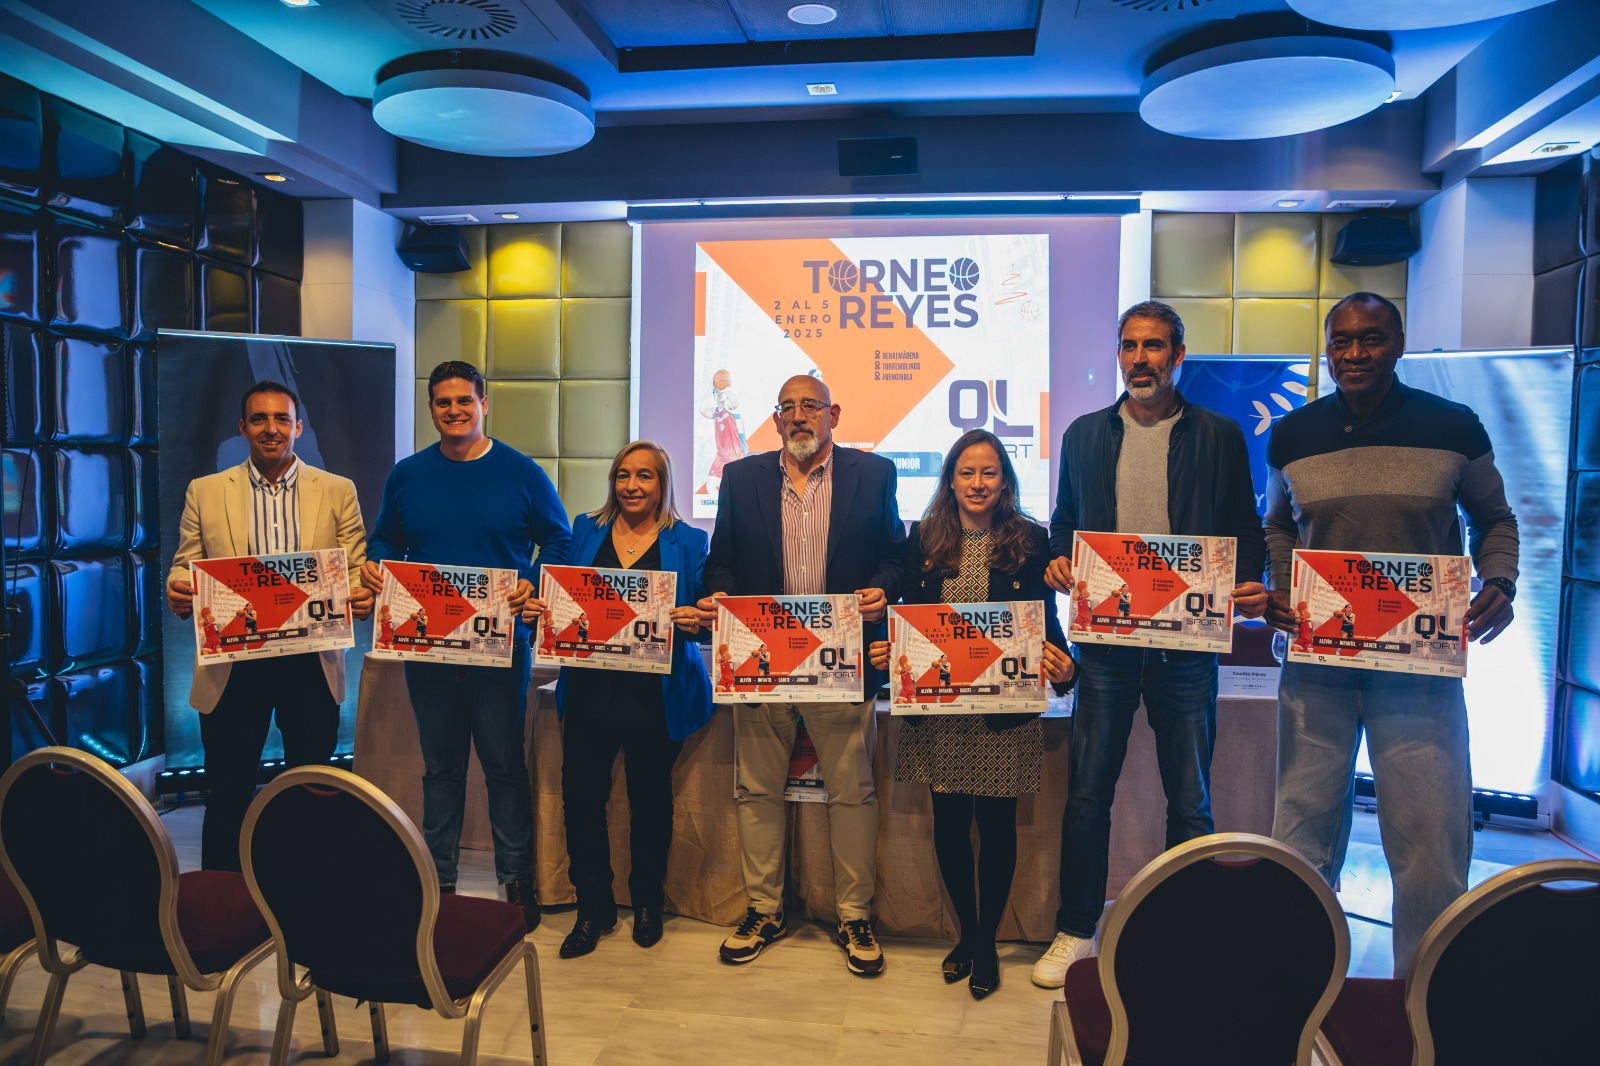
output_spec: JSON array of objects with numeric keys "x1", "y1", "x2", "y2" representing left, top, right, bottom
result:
[{"x1": 0, "y1": 71, "x2": 303, "y2": 768}]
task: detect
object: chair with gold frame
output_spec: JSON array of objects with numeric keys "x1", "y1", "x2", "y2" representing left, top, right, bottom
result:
[
  {"x1": 240, "y1": 765, "x2": 548, "y2": 1066},
  {"x1": 1317, "y1": 858, "x2": 1600, "y2": 1066},
  {"x1": 0, "y1": 862, "x2": 38, "y2": 1022},
  {"x1": 1047, "y1": 833, "x2": 1350, "y2": 1066},
  {"x1": 0, "y1": 746, "x2": 274, "y2": 1065}
]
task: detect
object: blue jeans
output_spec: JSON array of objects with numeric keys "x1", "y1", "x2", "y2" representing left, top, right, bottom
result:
[
  {"x1": 403, "y1": 639, "x2": 534, "y2": 886},
  {"x1": 1273, "y1": 661, "x2": 1472, "y2": 975},
  {"x1": 1056, "y1": 644, "x2": 1218, "y2": 937}
]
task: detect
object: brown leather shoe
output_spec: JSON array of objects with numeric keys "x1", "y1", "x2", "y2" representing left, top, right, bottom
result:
[{"x1": 505, "y1": 877, "x2": 540, "y2": 933}]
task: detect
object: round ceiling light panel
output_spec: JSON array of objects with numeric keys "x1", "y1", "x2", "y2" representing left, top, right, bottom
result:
[
  {"x1": 372, "y1": 67, "x2": 594, "y2": 157},
  {"x1": 788, "y1": 4, "x2": 838, "y2": 25},
  {"x1": 1284, "y1": 0, "x2": 1555, "y2": 32},
  {"x1": 1140, "y1": 37, "x2": 1395, "y2": 141}
]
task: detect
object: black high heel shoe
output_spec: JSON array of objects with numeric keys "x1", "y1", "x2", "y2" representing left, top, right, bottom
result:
[
  {"x1": 942, "y1": 941, "x2": 974, "y2": 984},
  {"x1": 969, "y1": 946, "x2": 1000, "y2": 1000}
]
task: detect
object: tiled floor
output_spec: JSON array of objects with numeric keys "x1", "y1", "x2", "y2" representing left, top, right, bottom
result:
[{"x1": 0, "y1": 804, "x2": 1590, "y2": 1065}]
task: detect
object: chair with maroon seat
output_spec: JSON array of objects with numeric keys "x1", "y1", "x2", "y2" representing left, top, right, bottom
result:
[
  {"x1": 1317, "y1": 858, "x2": 1600, "y2": 1066},
  {"x1": 0, "y1": 746, "x2": 273, "y2": 1065},
  {"x1": 241, "y1": 765, "x2": 547, "y2": 1066},
  {"x1": 1047, "y1": 833, "x2": 1350, "y2": 1066}
]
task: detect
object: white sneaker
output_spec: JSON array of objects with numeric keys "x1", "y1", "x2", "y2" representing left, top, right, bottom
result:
[{"x1": 1030, "y1": 931, "x2": 1095, "y2": 989}]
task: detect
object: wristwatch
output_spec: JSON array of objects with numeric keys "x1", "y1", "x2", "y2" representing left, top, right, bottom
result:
[{"x1": 1482, "y1": 577, "x2": 1516, "y2": 602}]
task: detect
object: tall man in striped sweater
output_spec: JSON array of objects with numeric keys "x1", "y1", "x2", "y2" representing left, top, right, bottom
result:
[{"x1": 1263, "y1": 292, "x2": 1518, "y2": 973}]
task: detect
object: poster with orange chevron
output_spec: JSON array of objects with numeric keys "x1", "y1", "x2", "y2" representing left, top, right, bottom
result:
[
  {"x1": 712, "y1": 594, "x2": 863, "y2": 704},
  {"x1": 370, "y1": 561, "x2": 517, "y2": 667},
  {"x1": 1286, "y1": 549, "x2": 1471, "y2": 677},
  {"x1": 1070, "y1": 532, "x2": 1238, "y2": 653},
  {"x1": 534, "y1": 564, "x2": 677, "y2": 674},
  {"x1": 692, "y1": 234, "x2": 1050, "y2": 521},
  {"x1": 888, "y1": 601, "x2": 1047, "y2": 715},
  {"x1": 191, "y1": 549, "x2": 353, "y2": 664}
]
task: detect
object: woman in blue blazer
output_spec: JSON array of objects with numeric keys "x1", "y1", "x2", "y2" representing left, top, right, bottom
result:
[
  {"x1": 869, "y1": 429, "x2": 1077, "y2": 999},
  {"x1": 522, "y1": 441, "x2": 712, "y2": 959}
]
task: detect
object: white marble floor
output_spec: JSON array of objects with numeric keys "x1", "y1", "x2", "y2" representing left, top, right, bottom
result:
[{"x1": 0, "y1": 804, "x2": 1589, "y2": 1065}]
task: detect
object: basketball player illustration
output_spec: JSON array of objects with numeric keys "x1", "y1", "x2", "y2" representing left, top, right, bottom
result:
[
  {"x1": 200, "y1": 606, "x2": 221, "y2": 654},
  {"x1": 716, "y1": 644, "x2": 735, "y2": 692},
  {"x1": 1293, "y1": 600, "x2": 1313, "y2": 653},
  {"x1": 235, "y1": 603, "x2": 258, "y2": 636},
  {"x1": 1337, "y1": 604, "x2": 1355, "y2": 641},
  {"x1": 376, "y1": 603, "x2": 394, "y2": 649},
  {"x1": 539, "y1": 614, "x2": 556, "y2": 657},
  {"x1": 937, "y1": 654, "x2": 952, "y2": 686},
  {"x1": 1074, "y1": 583, "x2": 1093, "y2": 631},
  {"x1": 756, "y1": 643, "x2": 770, "y2": 677},
  {"x1": 1117, "y1": 584, "x2": 1132, "y2": 620},
  {"x1": 896, "y1": 654, "x2": 915, "y2": 703},
  {"x1": 699, "y1": 368, "x2": 747, "y2": 493},
  {"x1": 575, "y1": 612, "x2": 589, "y2": 644},
  {"x1": 412, "y1": 607, "x2": 428, "y2": 639}
]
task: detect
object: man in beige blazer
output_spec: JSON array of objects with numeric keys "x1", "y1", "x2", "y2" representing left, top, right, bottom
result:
[{"x1": 167, "y1": 380, "x2": 372, "y2": 870}]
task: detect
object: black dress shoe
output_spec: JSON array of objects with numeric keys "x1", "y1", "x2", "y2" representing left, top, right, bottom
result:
[
  {"x1": 632, "y1": 905, "x2": 664, "y2": 948},
  {"x1": 942, "y1": 942, "x2": 974, "y2": 984},
  {"x1": 559, "y1": 916, "x2": 617, "y2": 959},
  {"x1": 969, "y1": 947, "x2": 1000, "y2": 1001},
  {"x1": 504, "y1": 877, "x2": 541, "y2": 933}
]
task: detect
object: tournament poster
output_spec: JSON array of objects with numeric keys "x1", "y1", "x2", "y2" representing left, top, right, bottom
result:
[
  {"x1": 1070, "y1": 532, "x2": 1238, "y2": 653},
  {"x1": 692, "y1": 234, "x2": 1051, "y2": 521},
  {"x1": 887, "y1": 601, "x2": 1048, "y2": 715},
  {"x1": 535, "y1": 564, "x2": 677, "y2": 675},
  {"x1": 1286, "y1": 549, "x2": 1471, "y2": 677},
  {"x1": 370, "y1": 561, "x2": 518, "y2": 668},
  {"x1": 712, "y1": 594, "x2": 863, "y2": 704},
  {"x1": 191, "y1": 548, "x2": 353, "y2": 664}
]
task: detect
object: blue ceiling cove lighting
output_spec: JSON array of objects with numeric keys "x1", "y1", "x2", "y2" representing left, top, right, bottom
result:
[
  {"x1": 1140, "y1": 37, "x2": 1395, "y2": 141},
  {"x1": 1285, "y1": 0, "x2": 1556, "y2": 32},
  {"x1": 372, "y1": 66, "x2": 595, "y2": 157}
]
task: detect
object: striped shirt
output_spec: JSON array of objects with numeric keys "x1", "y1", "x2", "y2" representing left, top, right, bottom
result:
[
  {"x1": 779, "y1": 449, "x2": 832, "y2": 595},
  {"x1": 246, "y1": 458, "x2": 302, "y2": 556}
]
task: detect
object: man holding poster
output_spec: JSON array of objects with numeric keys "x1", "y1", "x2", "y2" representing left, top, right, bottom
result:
[
  {"x1": 364, "y1": 360, "x2": 572, "y2": 931},
  {"x1": 696, "y1": 374, "x2": 905, "y2": 975},
  {"x1": 1263, "y1": 292, "x2": 1518, "y2": 973},
  {"x1": 1035, "y1": 301, "x2": 1267, "y2": 988},
  {"x1": 166, "y1": 380, "x2": 371, "y2": 872}
]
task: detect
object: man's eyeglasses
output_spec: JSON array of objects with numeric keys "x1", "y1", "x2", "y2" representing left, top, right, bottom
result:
[{"x1": 773, "y1": 399, "x2": 831, "y2": 417}]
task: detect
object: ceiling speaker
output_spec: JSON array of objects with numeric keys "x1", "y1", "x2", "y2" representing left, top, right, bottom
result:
[
  {"x1": 1330, "y1": 215, "x2": 1418, "y2": 267},
  {"x1": 397, "y1": 225, "x2": 470, "y2": 273}
]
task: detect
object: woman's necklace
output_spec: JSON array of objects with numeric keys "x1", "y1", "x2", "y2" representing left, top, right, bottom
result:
[{"x1": 616, "y1": 521, "x2": 651, "y2": 556}]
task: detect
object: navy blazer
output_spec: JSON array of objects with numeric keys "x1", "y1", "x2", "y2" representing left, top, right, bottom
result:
[
  {"x1": 704, "y1": 445, "x2": 907, "y2": 693},
  {"x1": 554, "y1": 514, "x2": 713, "y2": 742},
  {"x1": 899, "y1": 520, "x2": 1078, "y2": 698}
]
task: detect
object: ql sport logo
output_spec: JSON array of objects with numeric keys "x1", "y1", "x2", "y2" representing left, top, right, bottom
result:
[{"x1": 802, "y1": 255, "x2": 981, "y2": 329}]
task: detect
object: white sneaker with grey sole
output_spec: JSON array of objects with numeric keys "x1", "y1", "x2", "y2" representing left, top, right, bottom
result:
[{"x1": 1030, "y1": 931, "x2": 1096, "y2": 989}]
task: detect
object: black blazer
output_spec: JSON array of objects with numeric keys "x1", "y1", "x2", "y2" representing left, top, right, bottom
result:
[
  {"x1": 899, "y1": 520, "x2": 1078, "y2": 701},
  {"x1": 705, "y1": 445, "x2": 907, "y2": 692}
]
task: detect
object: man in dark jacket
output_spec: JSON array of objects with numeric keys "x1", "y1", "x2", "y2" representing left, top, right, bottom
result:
[{"x1": 1031, "y1": 301, "x2": 1267, "y2": 987}]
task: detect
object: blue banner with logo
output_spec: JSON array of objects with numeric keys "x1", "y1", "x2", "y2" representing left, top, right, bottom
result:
[{"x1": 1176, "y1": 358, "x2": 1311, "y2": 516}]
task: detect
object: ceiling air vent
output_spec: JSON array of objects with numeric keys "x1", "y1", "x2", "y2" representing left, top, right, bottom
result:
[
  {"x1": 1101, "y1": 0, "x2": 1219, "y2": 11},
  {"x1": 1325, "y1": 199, "x2": 1397, "y2": 210},
  {"x1": 418, "y1": 212, "x2": 480, "y2": 224},
  {"x1": 396, "y1": 0, "x2": 517, "y2": 41}
]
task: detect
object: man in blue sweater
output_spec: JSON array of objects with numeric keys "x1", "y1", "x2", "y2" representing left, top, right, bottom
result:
[
  {"x1": 364, "y1": 360, "x2": 572, "y2": 930},
  {"x1": 1264, "y1": 293, "x2": 1517, "y2": 973}
]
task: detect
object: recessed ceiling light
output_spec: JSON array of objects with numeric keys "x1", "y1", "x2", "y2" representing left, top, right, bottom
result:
[
  {"x1": 788, "y1": 4, "x2": 837, "y2": 26},
  {"x1": 278, "y1": 0, "x2": 319, "y2": 7},
  {"x1": 807, "y1": 83, "x2": 837, "y2": 96},
  {"x1": 497, "y1": 212, "x2": 521, "y2": 220},
  {"x1": 1275, "y1": 199, "x2": 1303, "y2": 208},
  {"x1": 259, "y1": 172, "x2": 292, "y2": 182},
  {"x1": 214, "y1": 176, "x2": 241, "y2": 185}
]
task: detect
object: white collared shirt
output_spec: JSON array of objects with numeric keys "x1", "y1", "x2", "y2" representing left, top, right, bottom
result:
[{"x1": 246, "y1": 458, "x2": 302, "y2": 555}]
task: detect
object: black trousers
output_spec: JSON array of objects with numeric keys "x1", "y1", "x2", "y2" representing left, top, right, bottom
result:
[
  {"x1": 200, "y1": 654, "x2": 339, "y2": 871},
  {"x1": 560, "y1": 707, "x2": 683, "y2": 921}
]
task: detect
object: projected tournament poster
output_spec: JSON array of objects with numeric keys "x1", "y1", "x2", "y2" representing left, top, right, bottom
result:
[
  {"x1": 191, "y1": 548, "x2": 353, "y2": 663},
  {"x1": 535, "y1": 564, "x2": 677, "y2": 674},
  {"x1": 1070, "y1": 532, "x2": 1238, "y2": 653},
  {"x1": 692, "y1": 234, "x2": 1050, "y2": 520},
  {"x1": 888, "y1": 601, "x2": 1047, "y2": 715},
  {"x1": 1287, "y1": 550, "x2": 1471, "y2": 677},
  {"x1": 371, "y1": 561, "x2": 517, "y2": 667},
  {"x1": 712, "y1": 594, "x2": 863, "y2": 703}
]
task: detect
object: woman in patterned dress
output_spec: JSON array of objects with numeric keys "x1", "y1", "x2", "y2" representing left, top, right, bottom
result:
[{"x1": 869, "y1": 429, "x2": 1076, "y2": 999}]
